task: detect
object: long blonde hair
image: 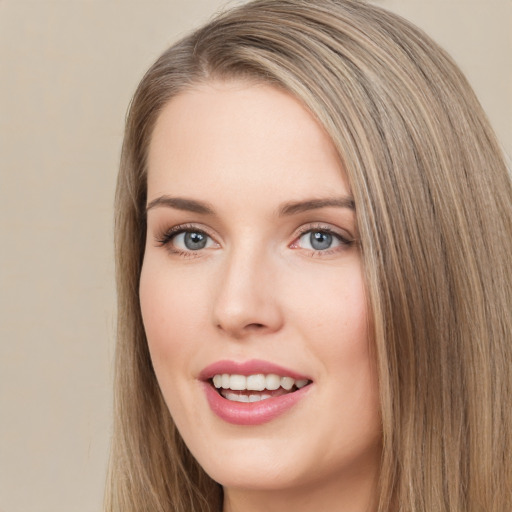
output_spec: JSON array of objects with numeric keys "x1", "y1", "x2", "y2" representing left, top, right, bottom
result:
[{"x1": 106, "y1": 1, "x2": 512, "y2": 510}]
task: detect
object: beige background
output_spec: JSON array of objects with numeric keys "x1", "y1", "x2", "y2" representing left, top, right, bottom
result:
[{"x1": 0, "y1": 1, "x2": 510, "y2": 511}]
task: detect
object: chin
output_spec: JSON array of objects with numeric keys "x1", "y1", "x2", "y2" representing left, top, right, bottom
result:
[{"x1": 182, "y1": 426, "x2": 381, "y2": 495}]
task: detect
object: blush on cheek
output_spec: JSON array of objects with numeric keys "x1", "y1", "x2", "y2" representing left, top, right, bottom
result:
[
  {"x1": 140, "y1": 270, "x2": 173, "y2": 350},
  {"x1": 140, "y1": 269, "x2": 207, "y2": 362}
]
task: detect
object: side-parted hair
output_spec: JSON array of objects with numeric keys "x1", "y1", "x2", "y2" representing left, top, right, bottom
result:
[{"x1": 106, "y1": 1, "x2": 512, "y2": 511}]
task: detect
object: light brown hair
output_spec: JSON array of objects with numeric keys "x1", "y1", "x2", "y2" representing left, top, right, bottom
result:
[{"x1": 106, "y1": 1, "x2": 512, "y2": 510}]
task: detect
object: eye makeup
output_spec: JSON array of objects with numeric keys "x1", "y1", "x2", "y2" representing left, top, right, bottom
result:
[{"x1": 153, "y1": 220, "x2": 356, "y2": 260}]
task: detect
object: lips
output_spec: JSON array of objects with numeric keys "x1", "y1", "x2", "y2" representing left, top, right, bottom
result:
[{"x1": 199, "y1": 359, "x2": 312, "y2": 425}]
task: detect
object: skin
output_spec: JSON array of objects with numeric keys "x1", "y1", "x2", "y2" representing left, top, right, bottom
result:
[{"x1": 140, "y1": 80, "x2": 382, "y2": 512}]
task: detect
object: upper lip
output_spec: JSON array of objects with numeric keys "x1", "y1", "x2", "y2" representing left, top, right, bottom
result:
[{"x1": 198, "y1": 359, "x2": 311, "y2": 381}]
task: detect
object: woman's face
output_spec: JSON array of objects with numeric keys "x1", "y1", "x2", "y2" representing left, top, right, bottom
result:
[{"x1": 140, "y1": 81, "x2": 381, "y2": 506}]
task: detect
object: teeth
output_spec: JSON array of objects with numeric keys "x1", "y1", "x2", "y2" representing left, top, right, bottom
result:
[
  {"x1": 266, "y1": 374, "x2": 281, "y2": 390},
  {"x1": 224, "y1": 392, "x2": 273, "y2": 403},
  {"x1": 249, "y1": 393, "x2": 271, "y2": 402},
  {"x1": 224, "y1": 392, "x2": 249, "y2": 402},
  {"x1": 212, "y1": 373, "x2": 310, "y2": 392},
  {"x1": 281, "y1": 376, "x2": 294, "y2": 390},
  {"x1": 296, "y1": 379, "x2": 308, "y2": 389},
  {"x1": 247, "y1": 374, "x2": 266, "y2": 391},
  {"x1": 229, "y1": 375, "x2": 246, "y2": 390}
]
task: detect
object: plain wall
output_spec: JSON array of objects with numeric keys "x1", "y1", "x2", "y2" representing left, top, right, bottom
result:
[{"x1": 0, "y1": 1, "x2": 510, "y2": 511}]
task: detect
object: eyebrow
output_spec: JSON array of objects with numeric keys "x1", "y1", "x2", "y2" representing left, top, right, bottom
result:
[
  {"x1": 145, "y1": 195, "x2": 355, "y2": 216},
  {"x1": 278, "y1": 197, "x2": 355, "y2": 216},
  {"x1": 146, "y1": 195, "x2": 215, "y2": 214}
]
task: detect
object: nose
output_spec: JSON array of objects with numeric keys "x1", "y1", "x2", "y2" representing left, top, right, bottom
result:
[{"x1": 212, "y1": 245, "x2": 284, "y2": 339}]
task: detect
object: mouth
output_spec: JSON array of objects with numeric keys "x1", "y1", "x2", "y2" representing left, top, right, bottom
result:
[
  {"x1": 210, "y1": 373, "x2": 310, "y2": 403},
  {"x1": 199, "y1": 360, "x2": 312, "y2": 425}
]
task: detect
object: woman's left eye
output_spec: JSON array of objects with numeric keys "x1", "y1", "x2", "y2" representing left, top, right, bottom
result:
[{"x1": 294, "y1": 229, "x2": 351, "y2": 252}]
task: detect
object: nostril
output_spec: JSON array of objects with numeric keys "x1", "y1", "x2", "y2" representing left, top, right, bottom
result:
[{"x1": 247, "y1": 323, "x2": 265, "y2": 329}]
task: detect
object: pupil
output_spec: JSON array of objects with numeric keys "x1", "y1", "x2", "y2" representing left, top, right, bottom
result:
[
  {"x1": 310, "y1": 231, "x2": 332, "y2": 250},
  {"x1": 184, "y1": 232, "x2": 207, "y2": 250}
]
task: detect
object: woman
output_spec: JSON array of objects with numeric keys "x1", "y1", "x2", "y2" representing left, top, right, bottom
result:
[{"x1": 106, "y1": 1, "x2": 512, "y2": 511}]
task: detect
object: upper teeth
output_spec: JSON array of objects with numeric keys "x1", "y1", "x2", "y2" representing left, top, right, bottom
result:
[{"x1": 212, "y1": 373, "x2": 309, "y2": 391}]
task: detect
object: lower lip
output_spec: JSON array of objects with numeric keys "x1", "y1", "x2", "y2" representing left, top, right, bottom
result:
[{"x1": 202, "y1": 382, "x2": 311, "y2": 425}]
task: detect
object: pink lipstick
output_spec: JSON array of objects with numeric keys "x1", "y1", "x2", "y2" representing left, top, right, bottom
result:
[{"x1": 199, "y1": 359, "x2": 312, "y2": 426}]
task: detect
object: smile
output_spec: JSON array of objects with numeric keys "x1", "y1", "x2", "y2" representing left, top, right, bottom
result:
[
  {"x1": 212, "y1": 373, "x2": 309, "y2": 402},
  {"x1": 200, "y1": 360, "x2": 313, "y2": 425}
]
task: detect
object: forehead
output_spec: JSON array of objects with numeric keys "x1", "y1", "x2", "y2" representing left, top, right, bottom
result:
[{"x1": 146, "y1": 80, "x2": 348, "y2": 206}]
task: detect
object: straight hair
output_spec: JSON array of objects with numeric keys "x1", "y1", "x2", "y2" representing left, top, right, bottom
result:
[{"x1": 106, "y1": 1, "x2": 512, "y2": 510}]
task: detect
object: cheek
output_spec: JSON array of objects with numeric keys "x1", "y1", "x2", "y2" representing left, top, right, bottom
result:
[
  {"x1": 285, "y1": 261, "x2": 368, "y2": 345},
  {"x1": 139, "y1": 260, "x2": 208, "y2": 425},
  {"x1": 287, "y1": 263, "x2": 375, "y2": 400},
  {"x1": 311, "y1": 277, "x2": 379, "y2": 445},
  {"x1": 320, "y1": 275, "x2": 373, "y2": 389},
  {"x1": 139, "y1": 264, "x2": 172, "y2": 351},
  {"x1": 142, "y1": 246, "x2": 210, "y2": 310},
  {"x1": 139, "y1": 259, "x2": 206, "y2": 364}
]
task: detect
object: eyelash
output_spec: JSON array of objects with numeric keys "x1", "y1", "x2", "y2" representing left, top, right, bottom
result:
[
  {"x1": 155, "y1": 224, "x2": 214, "y2": 259},
  {"x1": 155, "y1": 223, "x2": 355, "y2": 258},
  {"x1": 293, "y1": 225, "x2": 355, "y2": 256}
]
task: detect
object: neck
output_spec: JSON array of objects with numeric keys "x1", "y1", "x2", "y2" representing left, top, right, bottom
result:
[{"x1": 222, "y1": 464, "x2": 379, "y2": 512}]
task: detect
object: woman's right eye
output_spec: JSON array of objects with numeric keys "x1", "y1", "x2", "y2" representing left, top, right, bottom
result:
[
  {"x1": 157, "y1": 228, "x2": 217, "y2": 255},
  {"x1": 173, "y1": 231, "x2": 214, "y2": 251}
]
